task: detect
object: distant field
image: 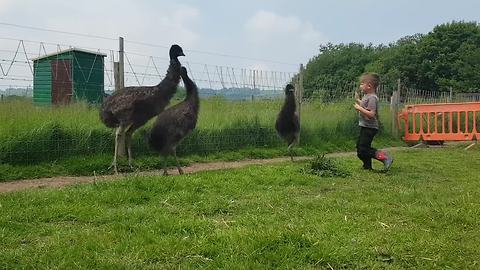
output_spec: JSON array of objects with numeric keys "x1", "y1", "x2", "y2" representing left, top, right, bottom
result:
[{"x1": 0, "y1": 148, "x2": 478, "y2": 269}]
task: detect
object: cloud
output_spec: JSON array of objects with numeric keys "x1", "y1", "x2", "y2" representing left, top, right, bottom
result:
[
  {"x1": 0, "y1": 1, "x2": 201, "y2": 50},
  {"x1": 0, "y1": 0, "x2": 14, "y2": 14},
  {"x1": 154, "y1": 4, "x2": 201, "y2": 47},
  {"x1": 245, "y1": 10, "x2": 302, "y2": 35},
  {"x1": 245, "y1": 10, "x2": 327, "y2": 42},
  {"x1": 243, "y1": 10, "x2": 328, "y2": 67},
  {"x1": 0, "y1": 0, "x2": 202, "y2": 88}
]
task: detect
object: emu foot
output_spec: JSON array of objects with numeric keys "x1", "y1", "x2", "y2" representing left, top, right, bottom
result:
[{"x1": 107, "y1": 162, "x2": 119, "y2": 174}]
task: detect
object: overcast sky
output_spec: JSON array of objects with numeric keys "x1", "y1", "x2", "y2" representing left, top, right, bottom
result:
[{"x1": 0, "y1": 0, "x2": 479, "y2": 90}]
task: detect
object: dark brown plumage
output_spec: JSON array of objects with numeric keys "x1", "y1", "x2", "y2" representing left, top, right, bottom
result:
[
  {"x1": 148, "y1": 67, "x2": 200, "y2": 175},
  {"x1": 275, "y1": 83, "x2": 300, "y2": 161},
  {"x1": 100, "y1": 44, "x2": 185, "y2": 173}
]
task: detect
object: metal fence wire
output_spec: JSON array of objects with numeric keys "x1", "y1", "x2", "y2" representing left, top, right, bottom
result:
[{"x1": 2, "y1": 80, "x2": 480, "y2": 166}]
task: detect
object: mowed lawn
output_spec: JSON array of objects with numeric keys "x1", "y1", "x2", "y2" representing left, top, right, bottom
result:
[{"x1": 0, "y1": 148, "x2": 479, "y2": 269}]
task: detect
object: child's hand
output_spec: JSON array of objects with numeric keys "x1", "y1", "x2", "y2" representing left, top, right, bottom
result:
[
  {"x1": 354, "y1": 91, "x2": 361, "y2": 104},
  {"x1": 354, "y1": 103, "x2": 362, "y2": 111},
  {"x1": 354, "y1": 91, "x2": 360, "y2": 100}
]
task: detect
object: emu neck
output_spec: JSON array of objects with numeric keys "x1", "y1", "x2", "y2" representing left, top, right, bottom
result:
[
  {"x1": 157, "y1": 56, "x2": 181, "y2": 86},
  {"x1": 185, "y1": 86, "x2": 199, "y2": 112},
  {"x1": 282, "y1": 93, "x2": 296, "y2": 113},
  {"x1": 186, "y1": 87, "x2": 198, "y2": 99}
]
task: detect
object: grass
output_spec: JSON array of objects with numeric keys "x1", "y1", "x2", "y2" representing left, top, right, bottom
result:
[
  {"x1": 0, "y1": 97, "x2": 402, "y2": 180},
  {"x1": 0, "y1": 139, "x2": 399, "y2": 182},
  {"x1": 0, "y1": 146, "x2": 328, "y2": 181},
  {"x1": 1, "y1": 148, "x2": 479, "y2": 269},
  {"x1": 0, "y1": 96, "x2": 398, "y2": 137}
]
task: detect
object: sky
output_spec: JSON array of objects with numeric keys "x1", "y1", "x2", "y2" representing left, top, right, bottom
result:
[{"x1": 0, "y1": 0, "x2": 479, "y2": 91}]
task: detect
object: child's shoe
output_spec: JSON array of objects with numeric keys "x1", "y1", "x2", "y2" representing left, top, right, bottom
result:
[
  {"x1": 375, "y1": 151, "x2": 394, "y2": 171},
  {"x1": 382, "y1": 154, "x2": 394, "y2": 171}
]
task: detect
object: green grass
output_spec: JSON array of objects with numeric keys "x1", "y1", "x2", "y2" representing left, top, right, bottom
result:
[
  {"x1": 0, "y1": 97, "x2": 402, "y2": 180},
  {"x1": 0, "y1": 98, "x2": 402, "y2": 181},
  {"x1": 0, "y1": 139, "x2": 399, "y2": 182},
  {"x1": 1, "y1": 148, "x2": 479, "y2": 269},
  {"x1": 0, "y1": 146, "x2": 319, "y2": 181}
]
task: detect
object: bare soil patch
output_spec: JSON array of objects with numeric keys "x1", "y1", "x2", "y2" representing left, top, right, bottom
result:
[{"x1": 0, "y1": 147, "x2": 410, "y2": 193}]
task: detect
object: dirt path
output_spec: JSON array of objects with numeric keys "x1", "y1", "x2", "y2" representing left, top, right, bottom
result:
[{"x1": 0, "y1": 147, "x2": 408, "y2": 193}]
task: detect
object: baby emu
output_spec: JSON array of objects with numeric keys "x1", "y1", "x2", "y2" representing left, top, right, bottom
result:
[
  {"x1": 148, "y1": 67, "x2": 200, "y2": 175},
  {"x1": 275, "y1": 83, "x2": 300, "y2": 161}
]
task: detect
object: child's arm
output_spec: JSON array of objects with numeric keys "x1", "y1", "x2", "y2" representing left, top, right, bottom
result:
[{"x1": 354, "y1": 103, "x2": 376, "y2": 119}]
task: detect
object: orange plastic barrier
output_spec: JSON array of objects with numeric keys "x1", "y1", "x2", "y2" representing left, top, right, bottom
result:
[{"x1": 398, "y1": 102, "x2": 480, "y2": 142}]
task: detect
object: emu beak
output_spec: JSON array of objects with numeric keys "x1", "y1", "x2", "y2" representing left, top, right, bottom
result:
[{"x1": 180, "y1": 52, "x2": 186, "y2": 56}]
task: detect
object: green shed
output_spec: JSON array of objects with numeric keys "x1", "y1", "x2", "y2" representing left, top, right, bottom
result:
[{"x1": 32, "y1": 48, "x2": 107, "y2": 105}]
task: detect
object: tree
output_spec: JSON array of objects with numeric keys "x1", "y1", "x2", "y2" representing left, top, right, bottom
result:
[
  {"x1": 417, "y1": 21, "x2": 480, "y2": 91},
  {"x1": 303, "y1": 43, "x2": 383, "y2": 98},
  {"x1": 303, "y1": 21, "x2": 480, "y2": 96}
]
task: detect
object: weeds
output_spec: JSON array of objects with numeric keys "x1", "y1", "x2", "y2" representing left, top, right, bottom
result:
[{"x1": 303, "y1": 154, "x2": 351, "y2": 177}]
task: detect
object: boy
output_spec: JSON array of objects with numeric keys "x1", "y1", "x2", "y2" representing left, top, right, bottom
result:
[{"x1": 353, "y1": 72, "x2": 394, "y2": 171}]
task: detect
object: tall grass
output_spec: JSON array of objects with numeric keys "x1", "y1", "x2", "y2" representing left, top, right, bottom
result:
[
  {"x1": 0, "y1": 99, "x2": 104, "y2": 135},
  {"x1": 0, "y1": 97, "x2": 399, "y2": 165}
]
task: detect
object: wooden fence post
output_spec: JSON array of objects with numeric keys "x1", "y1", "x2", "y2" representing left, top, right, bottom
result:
[
  {"x1": 118, "y1": 37, "x2": 125, "y2": 91},
  {"x1": 295, "y1": 64, "x2": 304, "y2": 145},
  {"x1": 114, "y1": 62, "x2": 121, "y2": 92},
  {"x1": 390, "y1": 79, "x2": 401, "y2": 137}
]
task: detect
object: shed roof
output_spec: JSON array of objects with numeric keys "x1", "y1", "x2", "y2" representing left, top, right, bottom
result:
[{"x1": 32, "y1": 48, "x2": 107, "y2": 61}]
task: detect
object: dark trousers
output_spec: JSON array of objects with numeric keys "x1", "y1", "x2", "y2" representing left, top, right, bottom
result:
[{"x1": 356, "y1": 127, "x2": 378, "y2": 169}]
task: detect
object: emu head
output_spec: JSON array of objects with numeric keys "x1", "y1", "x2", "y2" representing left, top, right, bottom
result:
[
  {"x1": 169, "y1": 44, "x2": 186, "y2": 59},
  {"x1": 285, "y1": 84, "x2": 295, "y2": 95}
]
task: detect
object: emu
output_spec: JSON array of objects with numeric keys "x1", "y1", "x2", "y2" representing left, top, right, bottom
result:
[
  {"x1": 275, "y1": 83, "x2": 300, "y2": 161},
  {"x1": 148, "y1": 67, "x2": 200, "y2": 175},
  {"x1": 100, "y1": 44, "x2": 185, "y2": 173}
]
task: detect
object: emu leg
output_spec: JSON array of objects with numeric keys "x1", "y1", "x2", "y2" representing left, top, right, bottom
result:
[
  {"x1": 125, "y1": 124, "x2": 135, "y2": 169},
  {"x1": 116, "y1": 128, "x2": 127, "y2": 158},
  {"x1": 287, "y1": 136, "x2": 298, "y2": 162},
  {"x1": 162, "y1": 156, "x2": 169, "y2": 176},
  {"x1": 109, "y1": 125, "x2": 127, "y2": 174},
  {"x1": 287, "y1": 142, "x2": 294, "y2": 162},
  {"x1": 173, "y1": 149, "x2": 184, "y2": 175}
]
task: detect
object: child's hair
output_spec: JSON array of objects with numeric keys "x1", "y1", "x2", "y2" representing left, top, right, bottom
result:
[{"x1": 360, "y1": 72, "x2": 380, "y2": 89}]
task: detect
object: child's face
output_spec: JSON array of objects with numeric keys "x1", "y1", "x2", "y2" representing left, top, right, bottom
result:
[{"x1": 360, "y1": 80, "x2": 374, "y2": 93}]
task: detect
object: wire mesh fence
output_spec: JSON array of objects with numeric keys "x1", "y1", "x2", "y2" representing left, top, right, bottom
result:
[
  {"x1": 0, "y1": 94, "x2": 364, "y2": 167},
  {"x1": 302, "y1": 80, "x2": 397, "y2": 104},
  {"x1": 1, "y1": 100, "x2": 479, "y2": 169},
  {"x1": 399, "y1": 87, "x2": 480, "y2": 105},
  {"x1": 302, "y1": 80, "x2": 480, "y2": 106},
  {"x1": 2, "y1": 79, "x2": 480, "y2": 167},
  {"x1": 0, "y1": 125, "x2": 283, "y2": 165},
  {"x1": 1, "y1": 38, "x2": 480, "y2": 168}
]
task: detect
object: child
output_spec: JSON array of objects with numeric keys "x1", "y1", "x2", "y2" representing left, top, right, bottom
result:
[{"x1": 354, "y1": 72, "x2": 394, "y2": 171}]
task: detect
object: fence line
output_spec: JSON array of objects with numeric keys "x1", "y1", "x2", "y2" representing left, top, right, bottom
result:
[
  {"x1": 0, "y1": 37, "x2": 298, "y2": 94},
  {"x1": 1, "y1": 83, "x2": 479, "y2": 167},
  {"x1": 2, "y1": 37, "x2": 479, "y2": 104}
]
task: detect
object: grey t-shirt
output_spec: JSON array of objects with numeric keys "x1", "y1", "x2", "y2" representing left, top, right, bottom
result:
[{"x1": 358, "y1": 93, "x2": 379, "y2": 129}]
